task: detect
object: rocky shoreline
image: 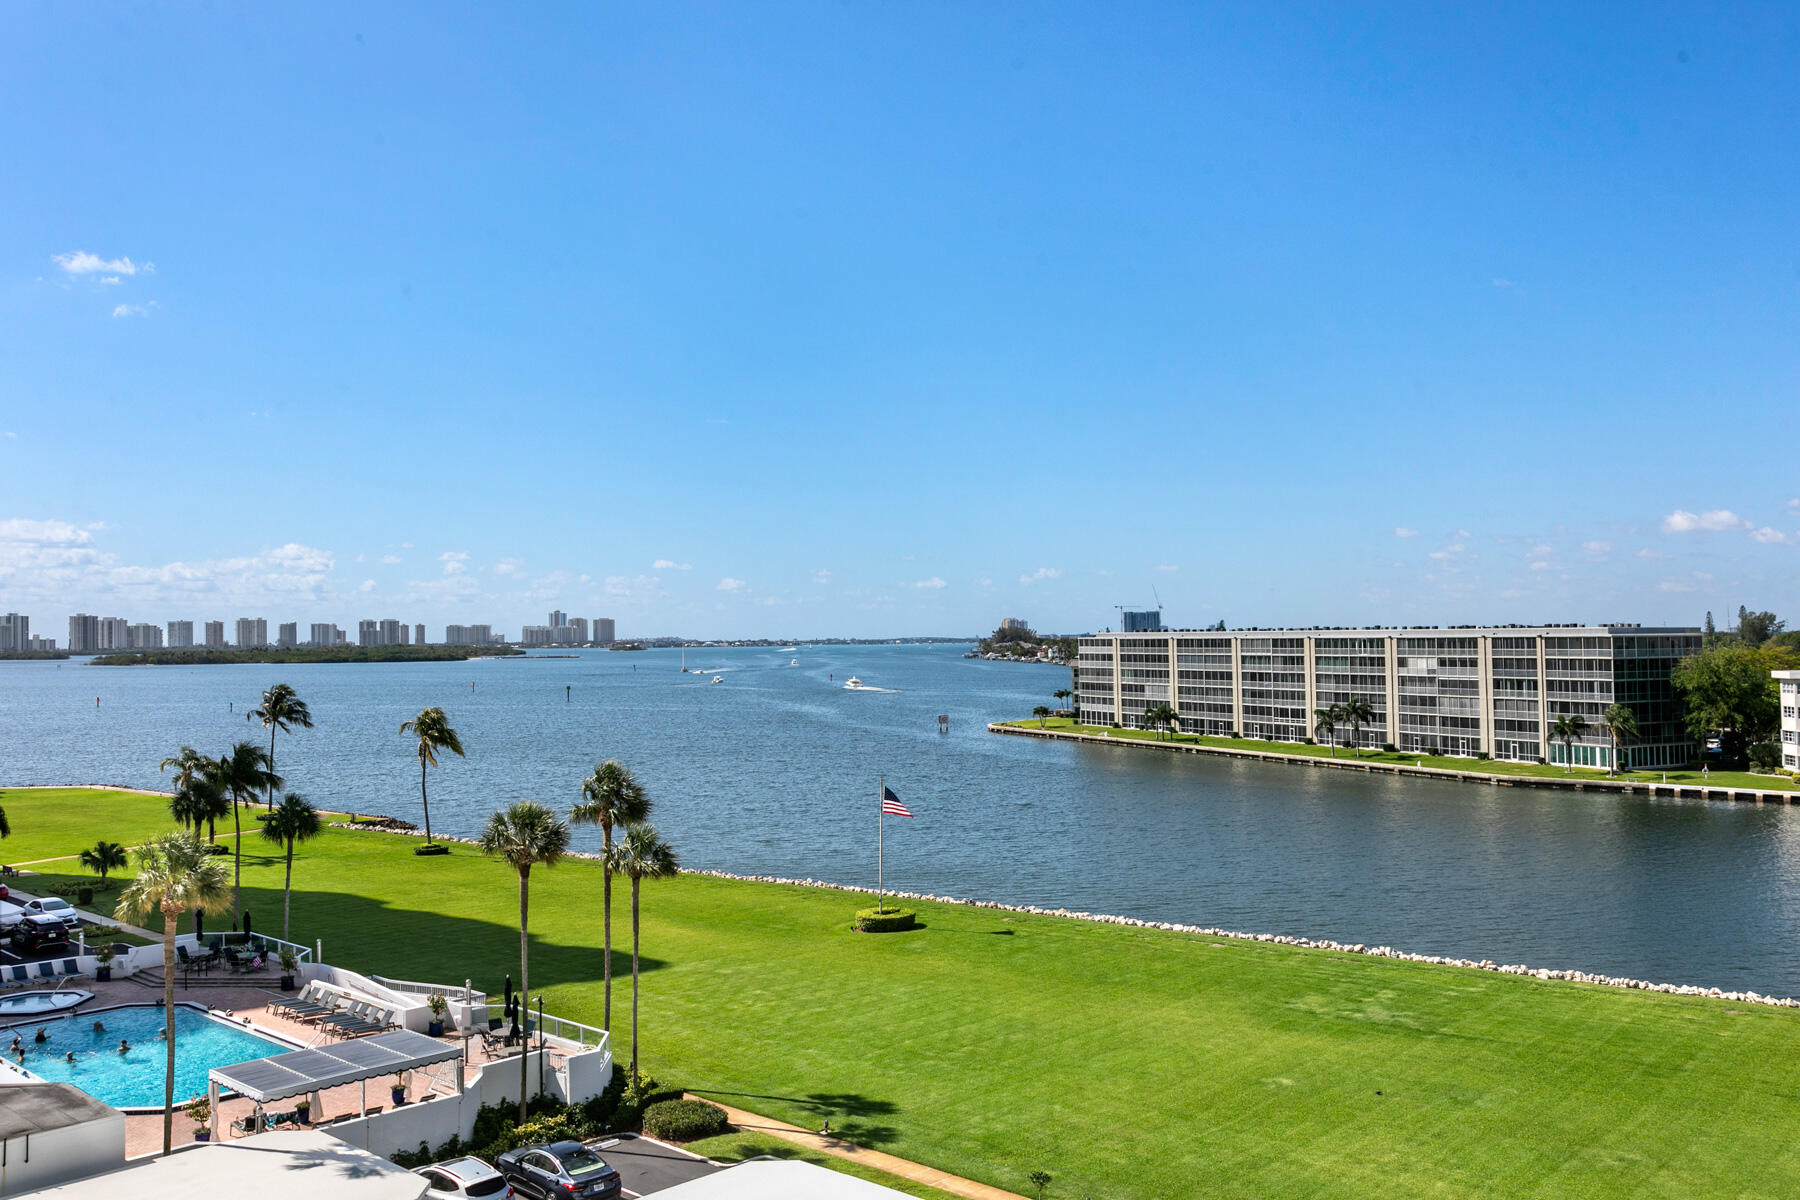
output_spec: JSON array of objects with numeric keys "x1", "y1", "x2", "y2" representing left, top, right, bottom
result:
[{"x1": 349, "y1": 819, "x2": 1800, "y2": 1011}]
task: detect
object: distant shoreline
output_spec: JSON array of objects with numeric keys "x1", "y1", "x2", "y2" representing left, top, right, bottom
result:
[{"x1": 87, "y1": 646, "x2": 526, "y2": 666}]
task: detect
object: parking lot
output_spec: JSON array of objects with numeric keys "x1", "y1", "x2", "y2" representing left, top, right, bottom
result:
[{"x1": 593, "y1": 1134, "x2": 722, "y2": 1198}]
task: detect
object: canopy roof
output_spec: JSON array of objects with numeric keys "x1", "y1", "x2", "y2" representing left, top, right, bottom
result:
[{"x1": 209, "y1": 1029, "x2": 462, "y2": 1104}]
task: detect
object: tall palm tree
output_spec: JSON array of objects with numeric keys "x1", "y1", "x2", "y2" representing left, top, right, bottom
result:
[
  {"x1": 247, "y1": 684, "x2": 313, "y2": 809},
  {"x1": 209, "y1": 741, "x2": 282, "y2": 921},
  {"x1": 1601, "y1": 703, "x2": 1639, "y2": 775},
  {"x1": 259, "y1": 792, "x2": 323, "y2": 940},
  {"x1": 159, "y1": 745, "x2": 208, "y2": 793},
  {"x1": 79, "y1": 840, "x2": 128, "y2": 885},
  {"x1": 1053, "y1": 688, "x2": 1072, "y2": 712},
  {"x1": 1340, "y1": 697, "x2": 1374, "y2": 758},
  {"x1": 1313, "y1": 705, "x2": 1341, "y2": 756},
  {"x1": 606, "y1": 822, "x2": 679, "y2": 1085},
  {"x1": 478, "y1": 801, "x2": 570, "y2": 1123},
  {"x1": 1142, "y1": 702, "x2": 1178, "y2": 741},
  {"x1": 400, "y1": 707, "x2": 464, "y2": 849},
  {"x1": 115, "y1": 832, "x2": 232, "y2": 1156},
  {"x1": 570, "y1": 761, "x2": 650, "y2": 1033},
  {"x1": 1550, "y1": 713, "x2": 1589, "y2": 774},
  {"x1": 0, "y1": 806, "x2": 8, "y2": 840}
]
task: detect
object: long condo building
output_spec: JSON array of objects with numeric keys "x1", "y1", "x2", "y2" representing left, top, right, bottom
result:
[{"x1": 1076, "y1": 624, "x2": 1701, "y2": 770}]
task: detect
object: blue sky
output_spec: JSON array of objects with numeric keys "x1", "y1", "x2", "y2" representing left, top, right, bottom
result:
[{"x1": 2, "y1": 3, "x2": 1796, "y2": 639}]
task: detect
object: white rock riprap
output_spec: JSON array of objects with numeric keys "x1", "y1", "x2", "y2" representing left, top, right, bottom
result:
[{"x1": 351, "y1": 820, "x2": 1800, "y2": 1010}]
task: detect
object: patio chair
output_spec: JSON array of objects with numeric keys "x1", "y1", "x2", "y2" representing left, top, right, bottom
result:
[
  {"x1": 35, "y1": 962, "x2": 57, "y2": 980},
  {"x1": 8, "y1": 966, "x2": 31, "y2": 985},
  {"x1": 268, "y1": 984, "x2": 323, "y2": 1015}
]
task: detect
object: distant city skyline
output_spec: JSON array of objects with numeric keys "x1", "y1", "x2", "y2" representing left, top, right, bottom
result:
[
  {"x1": 40, "y1": 608, "x2": 621, "y2": 649},
  {"x1": 3, "y1": 7, "x2": 1797, "y2": 638}
]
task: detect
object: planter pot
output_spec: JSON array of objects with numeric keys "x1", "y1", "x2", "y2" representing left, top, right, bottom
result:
[
  {"x1": 391, "y1": 1088, "x2": 407, "y2": 1106},
  {"x1": 427, "y1": 1020, "x2": 444, "y2": 1037},
  {"x1": 95, "y1": 967, "x2": 111, "y2": 982},
  {"x1": 280, "y1": 973, "x2": 296, "y2": 991},
  {"x1": 295, "y1": 1108, "x2": 311, "y2": 1126},
  {"x1": 194, "y1": 1130, "x2": 211, "y2": 1142}
]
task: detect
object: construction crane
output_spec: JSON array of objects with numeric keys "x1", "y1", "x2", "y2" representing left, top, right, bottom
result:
[{"x1": 1115, "y1": 585, "x2": 1164, "y2": 631}]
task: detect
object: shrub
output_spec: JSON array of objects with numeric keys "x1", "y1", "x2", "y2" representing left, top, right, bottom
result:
[
  {"x1": 643, "y1": 1098, "x2": 729, "y2": 1142},
  {"x1": 1749, "y1": 743, "x2": 1781, "y2": 771},
  {"x1": 1474, "y1": 751, "x2": 1490, "y2": 760},
  {"x1": 1382, "y1": 743, "x2": 1396, "y2": 753},
  {"x1": 1302, "y1": 737, "x2": 1315, "y2": 745},
  {"x1": 414, "y1": 843, "x2": 450, "y2": 857},
  {"x1": 612, "y1": 1073, "x2": 673, "y2": 1132},
  {"x1": 855, "y1": 907, "x2": 917, "y2": 933},
  {"x1": 1426, "y1": 745, "x2": 1442, "y2": 757}
]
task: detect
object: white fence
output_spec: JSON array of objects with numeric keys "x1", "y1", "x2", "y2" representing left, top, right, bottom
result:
[{"x1": 367, "y1": 975, "x2": 491, "y2": 1034}]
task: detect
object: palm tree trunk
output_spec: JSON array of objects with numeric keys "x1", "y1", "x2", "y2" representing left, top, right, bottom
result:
[
  {"x1": 282, "y1": 841, "x2": 294, "y2": 941},
  {"x1": 161, "y1": 902, "x2": 178, "y2": 1155},
  {"x1": 602, "y1": 826, "x2": 613, "y2": 1033},
  {"x1": 232, "y1": 794, "x2": 243, "y2": 922},
  {"x1": 420, "y1": 756, "x2": 433, "y2": 846},
  {"x1": 268, "y1": 728, "x2": 277, "y2": 810},
  {"x1": 631, "y1": 874, "x2": 642, "y2": 1084},
  {"x1": 518, "y1": 865, "x2": 530, "y2": 1124}
]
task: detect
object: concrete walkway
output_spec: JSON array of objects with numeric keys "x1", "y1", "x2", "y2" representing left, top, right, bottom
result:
[{"x1": 688, "y1": 1095, "x2": 1028, "y2": 1200}]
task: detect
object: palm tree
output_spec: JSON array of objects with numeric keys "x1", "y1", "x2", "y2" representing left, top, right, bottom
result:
[
  {"x1": 1601, "y1": 703, "x2": 1639, "y2": 775},
  {"x1": 159, "y1": 745, "x2": 208, "y2": 793},
  {"x1": 478, "y1": 801, "x2": 570, "y2": 1123},
  {"x1": 1313, "y1": 705, "x2": 1341, "y2": 756},
  {"x1": 1053, "y1": 688, "x2": 1072, "y2": 713},
  {"x1": 79, "y1": 840, "x2": 128, "y2": 886},
  {"x1": 259, "y1": 793, "x2": 323, "y2": 941},
  {"x1": 399, "y1": 708, "x2": 464, "y2": 849},
  {"x1": 1550, "y1": 713, "x2": 1589, "y2": 774},
  {"x1": 115, "y1": 832, "x2": 232, "y2": 1156},
  {"x1": 0, "y1": 806, "x2": 8, "y2": 840},
  {"x1": 1032, "y1": 705, "x2": 1052, "y2": 728},
  {"x1": 606, "y1": 822, "x2": 679, "y2": 1085},
  {"x1": 570, "y1": 761, "x2": 650, "y2": 1033},
  {"x1": 1340, "y1": 697, "x2": 1374, "y2": 757},
  {"x1": 1142, "y1": 702, "x2": 1178, "y2": 741},
  {"x1": 247, "y1": 684, "x2": 313, "y2": 809},
  {"x1": 209, "y1": 741, "x2": 282, "y2": 921}
]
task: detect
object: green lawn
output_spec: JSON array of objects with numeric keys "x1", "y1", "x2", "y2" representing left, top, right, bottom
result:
[
  {"x1": 683, "y1": 1132, "x2": 968, "y2": 1200},
  {"x1": 1001, "y1": 718, "x2": 1800, "y2": 792},
  {"x1": 0, "y1": 786, "x2": 188, "y2": 865},
  {"x1": 11, "y1": 787, "x2": 1800, "y2": 1198}
]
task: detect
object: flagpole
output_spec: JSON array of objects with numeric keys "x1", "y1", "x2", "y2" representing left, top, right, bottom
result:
[{"x1": 877, "y1": 773, "x2": 885, "y2": 914}]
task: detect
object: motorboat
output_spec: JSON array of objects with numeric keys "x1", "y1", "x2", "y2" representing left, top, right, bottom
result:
[
  {"x1": 790, "y1": 658, "x2": 799, "y2": 666},
  {"x1": 843, "y1": 676, "x2": 870, "y2": 690},
  {"x1": 710, "y1": 675, "x2": 724, "y2": 684}
]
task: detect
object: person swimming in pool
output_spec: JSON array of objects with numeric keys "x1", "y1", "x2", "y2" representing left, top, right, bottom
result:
[
  {"x1": 91, "y1": 1020, "x2": 105, "y2": 1034},
  {"x1": 117, "y1": 1039, "x2": 129, "y2": 1054},
  {"x1": 33, "y1": 1028, "x2": 47, "y2": 1044},
  {"x1": 64, "y1": 1051, "x2": 75, "y2": 1062}
]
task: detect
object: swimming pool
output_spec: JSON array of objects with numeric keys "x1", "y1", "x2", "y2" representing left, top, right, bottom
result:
[
  {"x1": 0, "y1": 990, "x2": 91, "y2": 1016},
  {"x1": 0, "y1": 1004, "x2": 292, "y2": 1109}
]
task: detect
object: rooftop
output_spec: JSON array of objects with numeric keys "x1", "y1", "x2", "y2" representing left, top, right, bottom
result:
[{"x1": 0, "y1": 1081, "x2": 119, "y2": 1138}]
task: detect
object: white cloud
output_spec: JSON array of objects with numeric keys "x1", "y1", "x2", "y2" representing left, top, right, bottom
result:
[
  {"x1": 1529, "y1": 561, "x2": 1550, "y2": 571},
  {"x1": 716, "y1": 577, "x2": 747, "y2": 593},
  {"x1": 0, "y1": 518, "x2": 93, "y2": 547},
  {"x1": 53, "y1": 251, "x2": 151, "y2": 277},
  {"x1": 2, "y1": 431, "x2": 14, "y2": 438},
  {"x1": 493, "y1": 557, "x2": 523, "y2": 577},
  {"x1": 1656, "y1": 580, "x2": 1695, "y2": 593},
  {"x1": 911, "y1": 577, "x2": 947, "y2": 589},
  {"x1": 1529, "y1": 543, "x2": 1553, "y2": 557},
  {"x1": 652, "y1": 559, "x2": 692, "y2": 571},
  {"x1": 1153, "y1": 564, "x2": 1179, "y2": 573},
  {"x1": 1492, "y1": 278, "x2": 1514, "y2": 289},
  {"x1": 1581, "y1": 541, "x2": 1611, "y2": 556},
  {"x1": 380, "y1": 554, "x2": 402, "y2": 565},
  {"x1": 1635, "y1": 547, "x2": 1666, "y2": 560},
  {"x1": 1019, "y1": 567, "x2": 1061, "y2": 585},
  {"x1": 359, "y1": 579, "x2": 377, "y2": 592},
  {"x1": 811, "y1": 569, "x2": 832, "y2": 585},
  {"x1": 111, "y1": 304, "x2": 148, "y2": 319},
  {"x1": 1662, "y1": 509, "x2": 1750, "y2": 533},
  {"x1": 1427, "y1": 544, "x2": 1465, "y2": 561},
  {"x1": 1751, "y1": 527, "x2": 1792, "y2": 545},
  {"x1": 99, "y1": 276, "x2": 120, "y2": 286},
  {"x1": 1393, "y1": 527, "x2": 1420, "y2": 538},
  {"x1": 1787, "y1": 498, "x2": 1800, "y2": 515},
  {"x1": 439, "y1": 551, "x2": 468, "y2": 575}
]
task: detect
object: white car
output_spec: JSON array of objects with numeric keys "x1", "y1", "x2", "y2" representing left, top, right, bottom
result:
[
  {"x1": 413, "y1": 1157, "x2": 512, "y2": 1200},
  {"x1": 23, "y1": 898, "x2": 80, "y2": 930}
]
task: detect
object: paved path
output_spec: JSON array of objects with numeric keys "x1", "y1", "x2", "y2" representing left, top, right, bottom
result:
[{"x1": 688, "y1": 1095, "x2": 1028, "y2": 1200}]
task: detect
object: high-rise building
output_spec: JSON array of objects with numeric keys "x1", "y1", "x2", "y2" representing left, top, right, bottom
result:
[
  {"x1": 309, "y1": 623, "x2": 341, "y2": 648},
  {"x1": 1076, "y1": 623, "x2": 1701, "y2": 769},
  {"x1": 26, "y1": 635, "x2": 55, "y2": 652},
  {"x1": 204, "y1": 621, "x2": 225, "y2": 649},
  {"x1": 277, "y1": 622, "x2": 298, "y2": 649},
  {"x1": 1119, "y1": 610, "x2": 1162, "y2": 633},
  {"x1": 97, "y1": 617, "x2": 131, "y2": 651},
  {"x1": 521, "y1": 625, "x2": 554, "y2": 646},
  {"x1": 167, "y1": 620, "x2": 194, "y2": 648},
  {"x1": 569, "y1": 617, "x2": 588, "y2": 644},
  {"x1": 0, "y1": 613, "x2": 27, "y2": 653},
  {"x1": 68, "y1": 613, "x2": 100, "y2": 653},
  {"x1": 235, "y1": 618, "x2": 268, "y2": 648},
  {"x1": 415, "y1": 623, "x2": 427, "y2": 646},
  {"x1": 358, "y1": 620, "x2": 378, "y2": 647},
  {"x1": 594, "y1": 618, "x2": 615, "y2": 645},
  {"x1": 999, "y1": 617, "x2": 1029, "y2": 631},
  {"x1": 380, "y1": 619, "x2": 402, "y2": 645},
  {"x1": 548, "y1": 610, "x2": 567, "y2": 630},
  {"x1": 127, "y1": 622, "x2": 163, "y2": 649},
  {"x1": 445, "y1": 624, "x2": 491, "y2": 646},
  {"x1": 399, "y1": 623, "x2": 410, "y2": 646}
]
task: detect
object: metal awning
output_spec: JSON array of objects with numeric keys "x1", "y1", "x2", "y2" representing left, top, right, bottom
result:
[{"x1": 209, "y1": 1029, "x2": 462, "y2": 1104}]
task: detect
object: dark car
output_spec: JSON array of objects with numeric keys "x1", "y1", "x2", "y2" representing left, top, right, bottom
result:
[
  {"x1": 494, "y1": 1141, "x2": 621, "y2": 1200},
  {"x1": 12, "y1": 914, "x2": 72, "y2": 954}
]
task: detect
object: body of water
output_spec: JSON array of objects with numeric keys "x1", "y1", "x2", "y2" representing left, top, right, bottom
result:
[{"x1": 4, "y1": 645, "x2": 1798, "y2": 994}]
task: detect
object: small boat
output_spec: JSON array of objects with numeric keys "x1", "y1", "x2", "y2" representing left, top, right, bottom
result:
[
  {"x1": 843, "y1": 676, "x2": 870, "y2": 690},
  {"x1": 790, "y1": 658, "x2": 799, "y2": 666},
  {"x1": 710, "y1": 675, "x2": 724, "y2": 684}
]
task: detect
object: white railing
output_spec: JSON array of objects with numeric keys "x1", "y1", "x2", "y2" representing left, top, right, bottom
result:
[
  {"x1": 526, "y1": 1011, "x2": 609, "y2": 1050},
  {"x1": 368, "y1": 975, "x2": 486, "y2": 1005}
]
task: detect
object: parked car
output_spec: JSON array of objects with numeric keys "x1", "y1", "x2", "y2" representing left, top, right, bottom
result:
[
  {"x1": 413, "y1": 1156, "x2": 512, "y2": 1200},
  {"x1": 12, "y1": 914, "x2": 73, "y2": 954},
  {"x1": 0, "y1": 901, "x2": 23, "y2": 933},
  {"x1": 494, "y1": 1142, "x2": 621, "y2": 1200},
  {"x1": 24, "y1": 898, "x2": 81, "y2": 930}
]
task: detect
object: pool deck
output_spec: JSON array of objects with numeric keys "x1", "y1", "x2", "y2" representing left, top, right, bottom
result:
[{"x1": 20, "y1": 975, "x2": 566, "y2": 1158}]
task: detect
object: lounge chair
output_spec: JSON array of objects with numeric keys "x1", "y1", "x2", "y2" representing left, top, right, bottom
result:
[
  {"x1": 8, "y1": 966, "x2": 30, "y2": 985},
  {"x1": 35, "y1": 962, "x2": 57, "y2": 980}
]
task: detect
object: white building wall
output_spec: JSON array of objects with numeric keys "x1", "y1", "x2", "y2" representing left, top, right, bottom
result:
[
  {"x1": 0, "y1": 1109, "x2": 125, "y2": 1196},
  {"x1": 1778, "y1": 671, "x2": 1800, "y2": 772}
]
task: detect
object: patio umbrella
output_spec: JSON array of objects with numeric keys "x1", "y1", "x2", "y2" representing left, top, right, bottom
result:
[
  {"x1": 194, "y1": 909, "x2": 204, "y2": 938},
  {"x1": 242, "y1": 910, "x2": 253, "y2": 941}
]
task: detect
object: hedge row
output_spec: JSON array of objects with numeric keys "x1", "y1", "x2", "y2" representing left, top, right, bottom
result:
[{"x1": 643, "y1": 1098, "x2": 730, "y2": 1142}]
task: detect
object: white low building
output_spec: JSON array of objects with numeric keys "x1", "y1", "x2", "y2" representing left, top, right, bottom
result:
[
  {"x1": 1777, "y1": 670, "x2": 1800, "y2": 772},
  {"x1": 0, "y1": 1082, "x2": 124, "y2": 1196},
  {"x1": 24, "y1": 1130, "x2": 425, "y2": 1200}
]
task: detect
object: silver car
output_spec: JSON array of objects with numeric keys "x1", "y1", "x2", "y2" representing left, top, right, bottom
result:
[{"x1": 413, "y1": 1157, "x2": 513, "y2": 1200}]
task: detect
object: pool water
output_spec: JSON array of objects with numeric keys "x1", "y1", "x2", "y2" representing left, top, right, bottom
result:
[{"x1": 1, "y1": 1004, "x2": 290, "y2": 1109}]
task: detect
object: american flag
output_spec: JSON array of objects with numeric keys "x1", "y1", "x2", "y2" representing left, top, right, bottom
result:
[{"x1": 881, "y1": 787, "x2": 914, "y2": 818}]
